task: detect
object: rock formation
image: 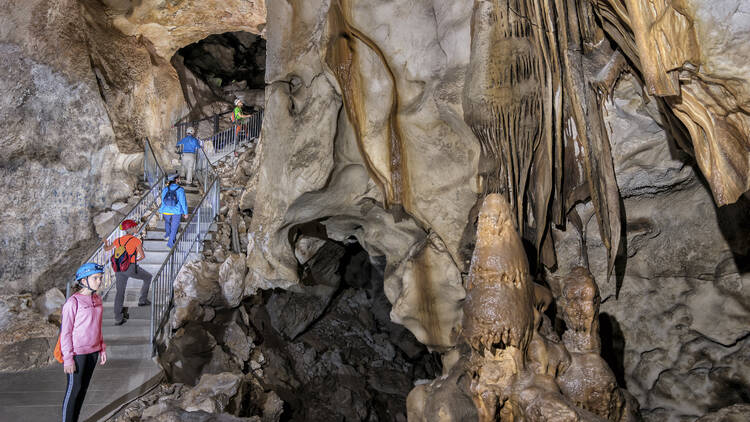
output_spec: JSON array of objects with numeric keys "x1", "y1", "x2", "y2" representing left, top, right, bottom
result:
[
  {"x1": 408, "y1": 194, "x2": 637, "y2": 421},
  {"x1": 553, "y1": 72, "x2": 750, "y2": 420},
  {"x1": 3, "y1": 0, "x2": 750, "y2": 420},
  {"x1": 245, "y1": 0, "x2": 750, "y2": 418},
  {"x1": 0, "y1": 293, "x2": 60, "y2": 372}
]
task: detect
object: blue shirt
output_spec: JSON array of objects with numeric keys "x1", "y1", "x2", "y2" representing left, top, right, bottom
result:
[
  {"x1": 158, "y1": 184, "x2": 188, "y2": 215},
  {"x1": 177, "y1": 135, "x2": 201, "y2": 154}
]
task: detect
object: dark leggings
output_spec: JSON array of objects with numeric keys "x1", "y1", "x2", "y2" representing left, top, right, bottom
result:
[{"x1": 61, "y1": 352, "x2": 99, "y2": 422}]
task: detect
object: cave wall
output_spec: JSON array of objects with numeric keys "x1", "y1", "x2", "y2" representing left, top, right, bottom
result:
[
  {"x1": 0, "y1": 0, "x2": 140, "y2": 294},
  {"x1": 248, "y1": 0, "x2": 750, "y2": 418},
  {"x1": 597, "y1": 0, "x2": 750, "y2": 206},
  {"x1": 552, "y1": 74, "x2": 750, "y2": 421},
  {"x1": 245, "y1": 0, "x2": 478, "y2": 351}
]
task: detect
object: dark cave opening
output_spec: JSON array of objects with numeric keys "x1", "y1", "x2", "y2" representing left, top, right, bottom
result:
[
  {"x1": 177, "y1": 31, "x2": 266, "y2": 91},
  {"x1": 171, "y1": 31, "x2": 267, "y2": 125},
  {"x1": 246, "y1": 237, "x2": 441, "y2": 421}
]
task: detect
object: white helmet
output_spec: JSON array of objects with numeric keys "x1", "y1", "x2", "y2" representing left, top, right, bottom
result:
[
  {"x1": 234, "y1": 98, "x2": 242, "y2": 106},
  {"x1": 186, "y1": 127, "x2": 195, "y2": 135}
]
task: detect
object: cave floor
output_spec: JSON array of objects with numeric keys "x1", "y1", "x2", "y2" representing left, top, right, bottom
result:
[
  {"x1": 0, "y1": 304, "x2": 162, "y2": 421},
  {"x1": 0, "y1": 358, "x2": 161, "y2": 421}
]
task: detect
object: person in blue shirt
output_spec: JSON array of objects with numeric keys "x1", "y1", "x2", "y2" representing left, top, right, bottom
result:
[
  {"x1": 176, "y1": 127, "x2": 202, "y2": 185},
  {"x1": 159, "y1": 174, "x2": 189, "y2": 248}
]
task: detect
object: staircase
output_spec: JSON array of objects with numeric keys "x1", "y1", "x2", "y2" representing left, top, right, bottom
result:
[
  {"x1": 0, "y1": 132, "x2": 229, "y2": 421},
  {"x1": 66, "y1": 139, "x2": 220, "y2": 420},
  {"x1": 200, "y1": 110, "x2": 262, "y2": 164},
  {"x1": 99, "y1": 183, "x2": 203, "y2": 359}
]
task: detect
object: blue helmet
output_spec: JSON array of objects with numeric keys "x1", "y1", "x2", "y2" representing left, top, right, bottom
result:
[
  {"x1": 75, "y1": 263, "x2": 104, "y2": 281},
  {"x1": 167, "y1": 173, "x2": 179, "y2": 182}
]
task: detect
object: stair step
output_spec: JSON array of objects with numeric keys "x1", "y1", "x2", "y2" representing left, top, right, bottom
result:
[
  {"x1": 102, "y1": 325, "x2": 151, "y2": 338},
  {"x1": 152, "y1": 220, "x2": 191, "y2": 231},
  {"x1": 136, "y1": 263, "x2": 162, "y2": 274},
  {"x1": 102, "y1": 328, "x2": 151, "y2": 341},
  {"x1": 101, "y1": 283, "x2": 149, "y2": 292},
  {"x1": 142, "y1": 240, "x2": 171, "y2": 252},
  {"x1": 139, "y1": 251, "x2": 169, "y2": 265},
  {"x1": 101, "y1": 303, "x2": 150, "y2": 317},
  {"x1": 105, "y1": 343, "x2": 153, "y2": 360},
  {"x1": 102, "y1": 317, "x2": 151, "y2": 327}
]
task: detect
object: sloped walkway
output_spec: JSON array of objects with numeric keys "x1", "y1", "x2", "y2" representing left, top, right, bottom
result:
[
  {"x1": 0, "y1": 307, "x2": 163, "y2": 421},
  {"x1": 0, "y1": 185, "x2": 205, "y2": 421}
]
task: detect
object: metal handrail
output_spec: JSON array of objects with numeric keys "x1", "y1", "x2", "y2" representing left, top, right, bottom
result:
[
  {"x1": 202, "y1": 110, "x2": 263, "y2": 164},
  {"x1": 173, "y1": 109, "x2": 233, "y2": 127},
  {"x1": 67, "y1": 136, "x2": 223, "y2": 357},
  {"x1": 150, "y1": 146, "x2": 220, "y2": 353},
  {"x1": 66, "y1": 139, "x2": 165, "y2": 297},
  {"x1": 173, "y1": 110, "x2": 234, "y2": 141},
  {"x1": 144, "y1": 138, "x2": 165, "y2": 187}
]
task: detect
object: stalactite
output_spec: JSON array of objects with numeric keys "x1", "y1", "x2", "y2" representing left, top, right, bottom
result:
[{"x1": 464, "y1": 0, "x2": 563, "y2": 268}]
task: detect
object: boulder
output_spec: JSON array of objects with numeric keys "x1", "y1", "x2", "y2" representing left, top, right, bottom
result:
[
  {"x1": 180, "y1": 372, "x2": 245, "y2": 414},
  {"x1": 33, "y1": 288, "x2": 66, "y2": 322},
  {"x1": 696, "y1": 404, "x2": 750, "y2": 422},
  {"x1": 0, "y1": 294, "x2": 58, "y2": 372},
  {"x1": 218, "y1": 253, "x2": 247, "y2": 308}
]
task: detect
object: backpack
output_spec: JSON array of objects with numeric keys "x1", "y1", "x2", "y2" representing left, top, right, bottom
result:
[
  {"x1": 53, "y1": 295, "x2": 78, "y2": 364},
  {"x1": 110, "y1": 236, "x2": 135, "y2": 273},
  {"x1": 163, "y1": 186, "x2": 180, "y2": 208}
]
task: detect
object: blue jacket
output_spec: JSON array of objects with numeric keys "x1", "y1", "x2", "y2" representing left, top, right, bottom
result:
[
  {"x1": 159, "y1": 184, "x2": 188, "y2": 215},
  {"x1": 177, "y1": 135, "x2": 201, "y2": 154}
]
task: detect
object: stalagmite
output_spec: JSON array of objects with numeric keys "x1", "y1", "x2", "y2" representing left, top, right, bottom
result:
[{"x1": 408, "y1": 194, "x2": 638, "y2": 421}]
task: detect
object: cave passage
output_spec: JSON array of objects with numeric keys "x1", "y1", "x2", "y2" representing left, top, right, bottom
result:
[
  {"x1": 177, "y1": 31, "x2": 266, "y2": 91},
  {"x1": 171, "y1": 30, "x2": 267, "y2": 125}
]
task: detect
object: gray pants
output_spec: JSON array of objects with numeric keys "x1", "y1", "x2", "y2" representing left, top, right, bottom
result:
[
  {"x1": 114, "y1": 264, "x2": 152, "y2": 322},
  {"x1": 180, "y1": 153, "x2": 196, "y2": 184}
]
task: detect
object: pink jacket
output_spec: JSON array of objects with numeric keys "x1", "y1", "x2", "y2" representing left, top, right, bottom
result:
[{"x1": 60, "y1": 293, "x2": 106, "y2": 366}]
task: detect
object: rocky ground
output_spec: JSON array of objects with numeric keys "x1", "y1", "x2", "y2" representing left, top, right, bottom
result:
[{"x1": 0, "y1": 289, "x2": 65, "y2": 372}]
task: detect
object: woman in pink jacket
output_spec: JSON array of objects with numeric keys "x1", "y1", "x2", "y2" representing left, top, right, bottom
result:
[{"x1": 60, "y1": 263, "x2": 108, "y2": 422}]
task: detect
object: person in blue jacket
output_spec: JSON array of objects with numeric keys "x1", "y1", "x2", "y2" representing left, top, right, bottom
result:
[
  {"x1": 159, "y1": 174, "x2": 188, "y2": 248},
  {"x1": 176, "y1": 127, "x2": 202, "y2": 185}
]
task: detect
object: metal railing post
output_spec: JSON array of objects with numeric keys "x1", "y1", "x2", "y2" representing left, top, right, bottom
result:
[{"x1": 196, "y1": 207, "x2": 201, "y2": 253}]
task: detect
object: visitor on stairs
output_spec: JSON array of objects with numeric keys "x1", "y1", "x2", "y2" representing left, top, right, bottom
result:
[
  {"x1": 232, "y1": 98, "x2": 252, "y2": 141},
  {"x1": 176, "y1": 126, "x2": 202, "y2": 185},
  {"x1": 61, "y1": 263, "x2": 107, "y2": 422},
  {"x1": 104, "y1": 219, "x2": 153, "y2": 326},
  {"x1": 159, "y1": 174, "x2": 188, "y2": 249}
]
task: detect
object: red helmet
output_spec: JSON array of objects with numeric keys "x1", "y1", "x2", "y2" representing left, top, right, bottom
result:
[{"x1": 120, "y1": 219, "x2": 138, "y2": 230}]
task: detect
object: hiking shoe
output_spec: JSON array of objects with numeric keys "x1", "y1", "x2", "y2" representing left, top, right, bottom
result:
[
  {"x1": 138, "y1": 299, "x2": 151, "y2": 307},
  {"x1": 114, "y1": 319, "x2": 126, "y2": 326}
]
